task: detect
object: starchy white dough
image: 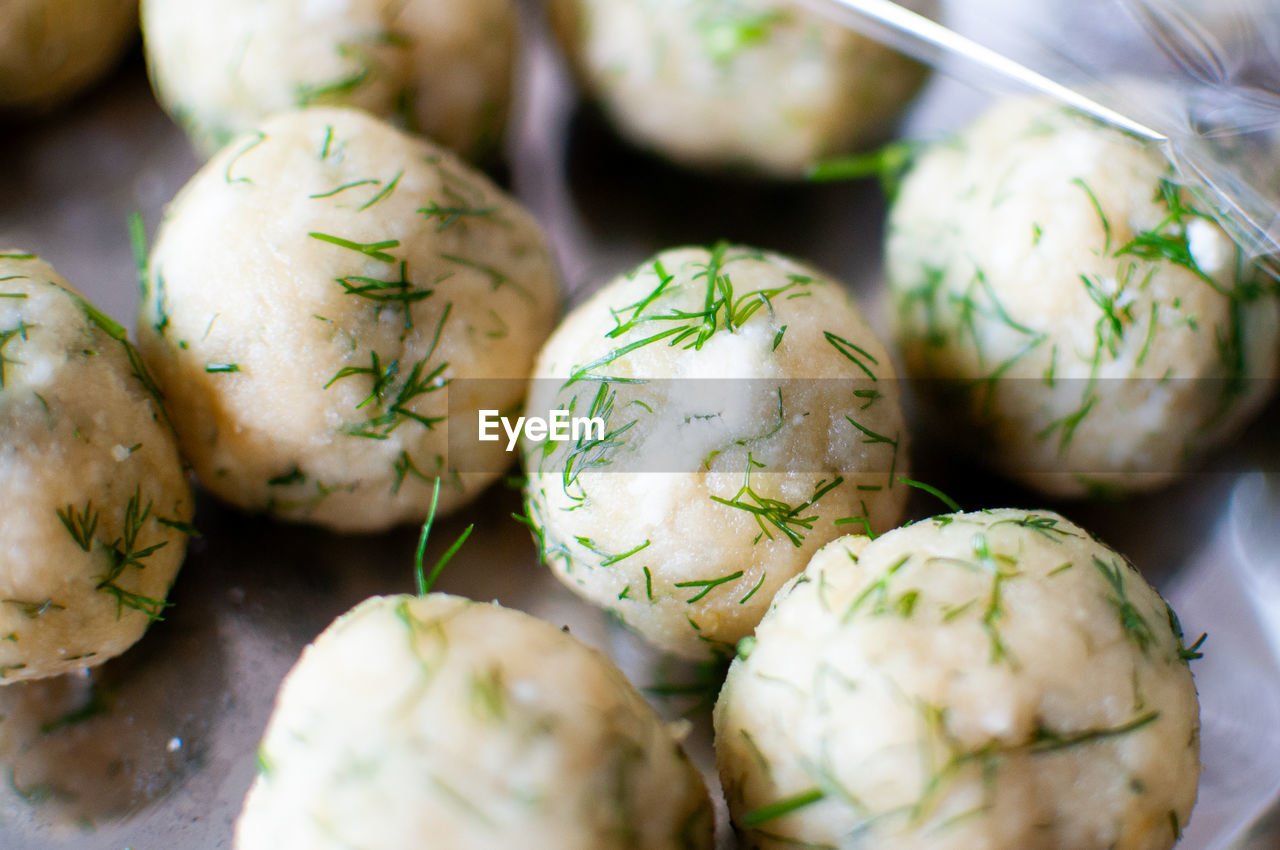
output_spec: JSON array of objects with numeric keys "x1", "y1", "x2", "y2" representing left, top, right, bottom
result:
[
  {"x1": 0, "y1": 0, "x2": 136, "y2": 109},
  {"x1": 886, "y1": 95, "x2": 1280, "y2": 496},
  {"x1": 0, "y1": 254, "x2": 192, "y2": 683},
  {"x1": 523, "y1": 245, "x2": 907, "y2": 659},
  {"x1": 715, "y1": 508, "x2": 1202, "y2": 850},
  {"x1": 550, "y1": 0, "x2": 934, "y2": 176},
  {"x1": 235, "y1": 593, "x2": 715, "y2": 850},
  {"x1": 138, "y1": 107, "x2": 560, "y2": 532},
  {"x1": 142, "y1": 0, "x2": 516, "y2": 158}
]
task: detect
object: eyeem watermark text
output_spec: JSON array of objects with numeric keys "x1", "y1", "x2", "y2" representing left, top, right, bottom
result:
[{"x1": 478, "y1": 409, "x2": 606, "y2": 451}]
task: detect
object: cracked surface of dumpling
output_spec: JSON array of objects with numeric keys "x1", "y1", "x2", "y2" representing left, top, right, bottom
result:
[
  {"x1": 142, "y1": 0, "x2": 516, "y2": 159},
  {"x1": 885, "y1": 95, "x2": 1280, "y2": 497},
  {"x1": 0, "y1": 0, "x2": 136, "y2": 110},
  {"x1": 235, "y1": 593, "x2": 715, "y2": 850},
  {"x1": 550, "y1": 0, "x2": 933, "y2": 176},
  {"x1": 0, "y1": 254, "x2": 192, "y2": 683},
  {"x1": 715, "y1": 509, "x2": 1202, "y2": 850},
  {"x1": 138, "y1": 107, "x2": 560, "y2": 532},
  {"x1": 523, "y1": 245, "x2": 907, "y2": 659}
]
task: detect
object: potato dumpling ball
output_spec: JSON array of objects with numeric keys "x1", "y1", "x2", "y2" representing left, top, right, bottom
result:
[
  {"x1": 235, "y1": 593, "x2": 715, "y2": 850},
  {"x1": 0, "y1": 254, "x2": 193, "y2": 683},
  {"x1": 142, "y1": 0, "x2": 516, "y2": 159},
  {"x1": 0, "y1": 0, "x2": 136, "y2": 110},
  {"x1": 522, "y1": 245, "x2": 908, "y2": 660},
  {"x1": 715, "y1": 508, "x2": 1202, "y2": 850},
  {"x1": 886, "y1": 95, "x2": 1280, "y2": 497},
  {"x1": 549, "y1": 0, "x2": 933, "y2": 176},
  {"x1": 137, "y1": 107, "x2": 559, "y2": 532}
]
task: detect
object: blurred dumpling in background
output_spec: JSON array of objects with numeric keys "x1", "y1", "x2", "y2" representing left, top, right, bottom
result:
[
  {"x1": 141, "y1": 0, "x2": 518, "y2": 160},
  {"x1": 0, "y1": 0, "x2": 137, "y2": 111},
  {"x1": 549, "y1": 0, "x2": 936, "y2": 177}
]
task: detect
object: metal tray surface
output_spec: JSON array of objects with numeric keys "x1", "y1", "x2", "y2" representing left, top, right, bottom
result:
[{"x1": 2, "y1": 12, "x2": 1280, "y2": 850}]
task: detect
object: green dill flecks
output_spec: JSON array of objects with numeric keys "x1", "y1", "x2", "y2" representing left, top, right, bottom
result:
[
  {"x1": 295, "y1": 45, "x2": 371, "y2": 105},
  {"x1": 1092, "y1": 556, "x2": 1155, "y2": 654},
  {"x1": 309, "y1": 179, "x2": 379, "y2": 199},
  {"x1": 392, "y1": 450, "x2": 434, "y2": 494},
  {"x1": 205, "y1": 362, "x2": 241, "y2": 373},
  {"x1": 335, "y1": 304, "x2": 452, "y2": 439},
  {"x1": 989, "y1": 513, "x2": 1079, "y2": 541},
  {"x1": 308, "y1": 232, "x2": 400, "y2": 263},
  {"x1": 1164, "y1": 600, "x2": 1207, "y2": 663},
  {"x1": 418, "y1": 186, "x2": 497, "y2": 232},
  {"x1": 225, "y1": 131, "x2": 267, "y2": 185},
  {"x1": 696, "y1": 6, "x2": 783, "y2": 64},
  {"x1": 157, "y1": 515, "x2": 200, "y2": 538},
  {"x1": 1072, "y1": 177, "x2": 1113, "y2": 254},
  {"x1": 741, "y1": 787, "x2": 826, "y2": 828},
  {"x1": 267, "y1": 466, "x2": 306, "y2": 487},
  {"x1": 1169, "y1": 809, "x2": 1182, "y2": 840},
  {"x1": 56, "y1": 501, "x2": 98, "y2": 552},
  {"x1": 439, "y1": 253, "x2": 530, "y2": 301},
  {"x1": 585, "y1": 246, "x2": 809, "y2": 381},
  {"x1": 1028, "y1": 710, "x2": 1159, "y2": 752},
  {"x1": 643, "y1": 566, "x2": 654, "y2": 602},
  {"x1": 807, "y1": 140, "x2": 917, "y2": 197},
  {"x1": 359, "y1": 170, "x2": 402, "y2": 211},
  {"x1": 771, "y1": 325, "x2": 787, "y2": 350},
  {"x1": 414, "y1": 479, "x2": 474, "y2": 596},
  {"x1": 1032, "y1": 222, "x2": 1044, "y2": 245},
  {"x1": 0, "y1": 252, "x2": 35, "y2": 260},
  {"x1": 1037, "y1": 390, "x2": 1098, "y2": 457},
  {"x1": 895, "y1": 476, "x2": 959, "y2": 512},
  {"x1": 710, "y1": 454, "x2": 844, "y2": 547},
  {"x1": 128, "y1": 211, "x2": 151, "y2": 305},
  {"x1": 824, "y1": 331, "x2": 879, "y2": 380},
  {"x1": 600, "y1": 539, "x2": 651, "y2": 568},
  {"x1": 1114, "y1": 178, "x2": 1215, "y2": 286},
  {"x1": 739, "y1": 572, "x2": 767, "y2": 604},
  {"x1": 674, "y1": 570, "x2": 744, "y2": 603},
  {"x1": 470, "y1": 667, "x2": 506, "y2": 722},
  {"x1": 0, "y1": 319, "x2": 34, "y2": 389},
  {"x1": 1048, "y1": 561, "x2": 1074, "y2": 577},
  {"x1": 842, "y1": 554, "x2": 911, "y2": 621},
  {"x1": 556, "y1": 383, "x2": 640, "y2": 500},
  {"x1": 2, "y1": 598, "x2": 65, "y2": 618},
  {"x1": 95, "y1": 488, "x2": 172, "y2": 622}
]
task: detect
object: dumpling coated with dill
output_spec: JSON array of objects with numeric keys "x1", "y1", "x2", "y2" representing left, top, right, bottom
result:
[
  {"x1": 0, "y1": 0, "x2": 136, "y2": 110},
  {"x1": 0, "y1": 254, "x2": 193, "y2": 683},
  {"x1": 714, "y1": 508, "x2": 1202, "y2": 850},
  {"x1": 136, "y1": 107, "x2": 559, "y2": 532},
  {"x1": 235, "y1": 593, "x2": 715, "y2": 850},
  {"x1": 549, "y1": 0, "x2": 934, "y2": 177},
  {"x1": 141, "y1": 0, "x2": 516, "y2": 159},
  {"x1": 885, "y1": 95, "x2": 1280, "y2": 497},
  {"x1": 522, "y1": 245, "x2": 908, "y2": 660}
]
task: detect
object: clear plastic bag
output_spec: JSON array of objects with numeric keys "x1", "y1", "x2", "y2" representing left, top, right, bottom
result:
[{"x1": 796, "y1": 0, "x2": 1280, "y2": 261}]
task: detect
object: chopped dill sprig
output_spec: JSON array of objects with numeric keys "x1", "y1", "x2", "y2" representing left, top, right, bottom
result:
[
  {"x1": 1092, "y1": 556, "x2": 1155, "y2": 654},
  {"x1": 56, "y1": 501, "x2": 98, "y2": 552},
  {"x1": 225, "y1": 131, "x2": 267, "y2": 185},
  {"x1": 308, "y1": 232, "x2": 400, "y2": 263},
  {"x1": 0, "y1": 319, "x2": 34, "y2": 389},
  {"x1": 309, "y1": 179, "x2": 379, "y2": 199},
  {"x1": 95, "y1": 488, "x2": 171, "y2": 622},
  {"x1": 418, "y1": 189, "x2": 497, "y2": 232},
  {"x1": 895, "y1": 476, "x2": 959, "y2": 512},
  {"x1": 807, "y1": 140, "x2": 917, "y2": 197},
  {"x1": 414, "y1": 479, "x2": 474, "y2": 596},
  {"x1": 739, "y1": 572, "x2": 767, "y2": 605},
  {"x1": 742, "y1": 787, "x2": 826, "y2": 828},
  {"x1": 205, "y1": 362, "x2": 240, "y2": 373},
  {"x1": 710, "y1": 454, "x2": 843, "y2": 547},
  {"x1": 824, "y1": 331, "x2": 878, "y2": 380},
  {"x1": 2, "y1": 598, "x2": 65, "y2": 618},
  {"x1": 674, "y1": 570, "x2": 744, "y2": 603}
]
